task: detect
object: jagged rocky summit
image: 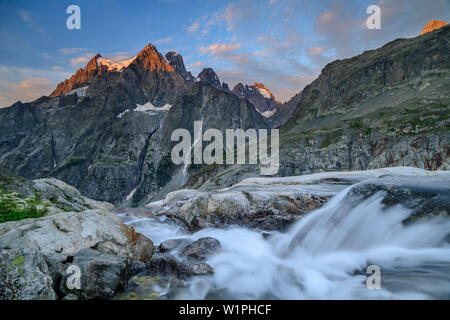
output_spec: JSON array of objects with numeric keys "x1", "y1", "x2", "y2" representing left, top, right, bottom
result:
[
  {"x1": 0, "y1": 43, "x2": 267, "y2": 206},
  {"x1": 421, "y1": 19, "x2": 448, "y2": 35}
]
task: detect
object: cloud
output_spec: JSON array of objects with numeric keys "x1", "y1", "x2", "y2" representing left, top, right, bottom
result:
[
  {"x1": 187, "y1": 20, "x2": 200, "y2": 34},
  {"x1": 308, "y1": 47, "x2": 324, "y2": 56},
  {"x1": 317, "y1": 11, "x2": 335, "y2": 26},
  {"x1": 155, "y1": 37, "x2": 173, "y2": 44},
  {"x1": 70, "y1": 53, "x2": 96, "y2": 67},
  {"x1": 0, "y1": 77, "x2": 53, "y2": 107},
  {"x1": 59, "y1": 48, "x2": 93, "y2": 55},
  {"x1": 17, "y1": 9, "x2": 46, "y2": 33},
  {"x1": 222, "y1": 4, "x2": 242, "y2": 31},
  {"x1": 0, "y1": 66, "x2": 71, "y2": 107},
  {"x1": 199, "y1": 43, "x2": 242, "y2": 57}
]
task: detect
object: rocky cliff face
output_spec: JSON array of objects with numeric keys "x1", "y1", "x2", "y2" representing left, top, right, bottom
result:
[
  {"x1": 197, "y1": 68, "x2": 222, "y2": 89},
  {"x1": 50, "y1": 54, "x2": 108, "y2": 97},
  {"x1": 185, "y1": 25, "x2": 450, "y2": 190},
  {"x1": 165, "y1": 51, "x2": 195, "y2": 82},
  {"x1": 0, "y1": 44, "x2": 267, "y2": 206},
  {"x1": 266, "y1": 91, "x2": 301, "y2": 128}
]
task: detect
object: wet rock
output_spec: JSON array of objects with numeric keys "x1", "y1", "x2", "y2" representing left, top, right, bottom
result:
[
  {"x1": 148, "y1": 252, "x2": 214, "y2": 279},
  {"x1": 158, "y1": 238, "x2": 189, "y2": 253},
  {"x1": 121, "y1": 226, "x2": 155, "y2": 263},
  {"x1": 347, "y1": 174, "x2": 450, "y2": 222},
  {"x1": 170, "y1": 278, "x2": 186, "y2": 288},
  {"x1": 0, "y1": 249, "x2": 56, "y2": 300},
  {"x1": 150, "y1": 167, "x2": 448, "y2": 231},
  {"x1": 148, "y1": 253, "x2": 192, "y2": 278},
  {"x1": 191, "y1": 262, "x2": 214, "y2": 275},
  {"x1": 116, "y1": 275, "x2": 168, "y2": 300},
  {"x1": 182, "y1": 237, "x2": 222, "y2": 260}
]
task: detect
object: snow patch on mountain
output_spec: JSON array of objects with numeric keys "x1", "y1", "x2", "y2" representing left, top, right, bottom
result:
[
  {"x1": 260, "y1": 109, "x2": 277, "y2": 118},
  {"x1": 135, "y1": 102, "x2": 172, "y2": 113},
  {"x1": 117, "y1": 109, "x2": 130, "y2": 119},
  {"x1": 65, "y1": 86, "x2": 89, "y2": 97},
  {"x1": 97, "y1": 57, "x2": 136, "y2": 71},
  {"x1": 257, "y1": 87, "x2": 272, "y2": 99}
]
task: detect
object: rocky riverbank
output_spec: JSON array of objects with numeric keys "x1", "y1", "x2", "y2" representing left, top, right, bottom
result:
[{"x1": 1, "y1": 167, "x2": 449, "y2": 300}]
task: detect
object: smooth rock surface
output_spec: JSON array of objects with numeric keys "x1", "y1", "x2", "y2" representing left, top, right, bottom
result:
[
  {"x1": 0, "y1": 209, "x2": 154, "y2": 263},
  {"x1": 182, "y1": 237, "x2": 222, "y2": 260},
  {"x1": 144, "y1": 167, "x2": 449, "y2": 231}
]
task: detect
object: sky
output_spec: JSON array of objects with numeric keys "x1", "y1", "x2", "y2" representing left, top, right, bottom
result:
[{"x1": 0, "y1": 0, "x2": 449, "y2": 107}]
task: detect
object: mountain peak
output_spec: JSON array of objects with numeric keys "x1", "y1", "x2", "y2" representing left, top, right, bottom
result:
[
  {"x1": 197, "y1": 68, "x2": 222, "y2": 89},
  {"x1": 49, "y1": 53, "x2": 107, "y2": 97},
  {"x1": 421, "y1": 19, "x2": 447, "y2": 35},
  {"x1": 231, "y1": 82, "x2": 281, "y2": 116},
  {"x1": 131, "y1": 43, "x2": 174, "y2": 72},
  {"x1": 253, "y1": 82, "x2": 276, "y2": 100},
  {"x1": 165, "y1": 51, "x2": 194, "y2": 81}
]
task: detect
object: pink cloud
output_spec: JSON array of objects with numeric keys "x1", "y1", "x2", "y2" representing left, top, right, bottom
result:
[
  {"x1": 187, "y1": 20, "x2": 200, "y2": 34},
  {"x1": 308, "y1": 47, "x2": 324, "y2": 56},
  {"x1": 0, "y1": 77, "x2": 54, "y2": 107},
  {"x1": 199, "y1": 43, "x2": 242, "y2": 56}
]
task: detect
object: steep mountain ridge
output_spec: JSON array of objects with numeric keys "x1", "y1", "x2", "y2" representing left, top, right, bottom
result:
[
  {"x1": 185, "y1": 24, "x2": 450, "y2": 191},
  {"x1": 50, "y1": 54, "x2": 107, "y2": 97},
  {"x1": 421, "y1": 19, "x2": 447, "y2": 35},
  {"x1": 165, "y1": 51, "x2": 195, "y2": 82},
  {"x1": 232, "y1": 82, "x2": 281, "y2": 117},
  {"x1": 0, "y1": 43, "x2": 267, "y2": 206}
]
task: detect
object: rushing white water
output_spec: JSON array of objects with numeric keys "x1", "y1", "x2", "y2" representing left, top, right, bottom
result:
[{"x1": 125, "y1": 187, "x2": 450, "y2": 300}]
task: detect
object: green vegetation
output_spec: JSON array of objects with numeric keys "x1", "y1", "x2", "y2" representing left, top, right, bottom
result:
[
  {"x1": 0, "y1": 189, "x2": 47, "y2": 223},
  {"x1": 348, "y1": 120, "x2": 372, "y2": 135},
  {"x1": 13, "y1": 254, "x2": 24, "y2": 275}
]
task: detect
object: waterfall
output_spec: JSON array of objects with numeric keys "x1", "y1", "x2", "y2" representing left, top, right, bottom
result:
[{"x1": 127, "y1": 185, "x2": 450, "y2": 299}]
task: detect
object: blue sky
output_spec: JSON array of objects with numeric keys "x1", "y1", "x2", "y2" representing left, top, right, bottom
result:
[{"x1": 0, "y1": 0, "x2": 449, "y2": 106}]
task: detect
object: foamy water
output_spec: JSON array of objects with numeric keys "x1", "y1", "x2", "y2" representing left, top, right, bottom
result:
[{"x1": 124, "y1": 187, "x2": 450, "y2": 300}]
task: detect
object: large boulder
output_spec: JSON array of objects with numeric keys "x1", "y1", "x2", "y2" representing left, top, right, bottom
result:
[
  {"x1": 0, "y1": 249, "x2": 56, "y2": 300},
  {"x1": 59, "y1": 248, "x2": 135, "y2": 300},
  {"x1": 347, "y1": 174, "x2": 450, "y2": 222},
  {"x1": 0, "y1": 209, "x2": 155, "y2": 300},
  {"x1": 0, "y1": 209, "x2": 153, "y2": 263},
  {"x1": 158, "y1": 238, "x2": 189, "y2": 253},
  {"x1": 182, "y1": 237, "x2": 222, "y2": 260},
  {"x1": 148, "y1": 253, "x2": 213, "y2": 279}
]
